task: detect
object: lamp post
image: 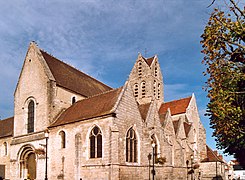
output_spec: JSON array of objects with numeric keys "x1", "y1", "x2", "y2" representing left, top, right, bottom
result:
[
  {"x1": 148, "y1": 153, "x2": 152, "y2": 180},
  {"x1": 44, "y1": 131, "x2": 49, "y2": 180},
  {"x1": 186, "y1": 160, "x2": 189, "y2": 180},
  {"x1": 152, "y1": 142, "x2": 156, "y2": 180},
  {"x1": 191, "y1": 155, "x2": 194, "y2": 180}
]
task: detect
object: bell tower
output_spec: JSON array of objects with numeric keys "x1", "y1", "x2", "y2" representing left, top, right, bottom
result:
[{"x1": 128, "y1": 53, "x2": 164, "y2": 106}]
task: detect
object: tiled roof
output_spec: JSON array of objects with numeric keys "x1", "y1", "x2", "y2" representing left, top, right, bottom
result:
[
  {"x1": 41, "y1": 50, "x2": 112, "y2": 97},
  {"x1": 159, "y1": 96, "x2": 191, "y2": 115},
  {"x1": 184, "y1": 122, "x2": 192, "y2": 137},
  {"x1": 0, "y1": 117, "x2": 14, "y2": 138},
  {"x1": 50, "y1": 87, "x2": 122, "y2": 127},
  {"x1": 202, "y1": 145, "x2": 223, "y2": 162},
  {"x1": 138, "y1": 103, "x2": 151, "y2": 120}
]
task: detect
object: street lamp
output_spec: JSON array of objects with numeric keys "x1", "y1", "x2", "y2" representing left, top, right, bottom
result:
[
  {"x1": 44, "y1": 131, "x2": 49, "y2": 180},
  {"x1": 186, "y1": 160, "x2": 189, "y2": 180},
  {"x1": 148, "y1": 153, "x2": 152, "y2": 180},
  {"x1": 152, "y1": 142, "x2": 156, "y2": 180}
]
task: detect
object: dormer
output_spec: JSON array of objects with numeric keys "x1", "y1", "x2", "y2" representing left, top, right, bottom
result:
[{"x1": 128, "y1": 53, "x2": 164, "y2": 106}]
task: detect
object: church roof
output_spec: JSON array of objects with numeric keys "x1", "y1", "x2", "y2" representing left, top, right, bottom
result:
[
  {"x1": 138, "y1": 103, "x2": 151, "y2": 121},
  {"x1": 159, "y1": 96, "x2": 192, "y2": 116},
  {"x1": 40, "y1": 50, "x2": 112, "y2": 97},
  {"x1": 0, "y1": 117, "x2": 14, "y2": 138},
  {"x1": 202, "y1": 145, "x2": 224, "y2": 162},
  {"x1": 50, "y1": 87, "x2": 122, "y2": 127}
]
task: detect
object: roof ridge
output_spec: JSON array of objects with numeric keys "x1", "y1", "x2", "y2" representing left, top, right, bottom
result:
[
  {"x1": 206, "y1": 145, "x2": 223, "y2": 162},
  {"x1": 80, "y1": 86, "x2": 121, "y2": 101},
  {"x1": 40, "y1": 49, "x2": 111, "y2": 90},
  {"x1": 163, "y1": 96, "x2": 192, "y2": 104}
]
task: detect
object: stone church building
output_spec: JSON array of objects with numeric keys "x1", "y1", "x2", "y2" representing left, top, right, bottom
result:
[{"x1": 0, "y1": 42, "x2": 227, "y2": 180}]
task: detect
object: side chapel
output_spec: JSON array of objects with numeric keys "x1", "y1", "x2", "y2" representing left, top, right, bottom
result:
[{"x1": 0, "y1": 42, "x2": 227, "y2": 180}]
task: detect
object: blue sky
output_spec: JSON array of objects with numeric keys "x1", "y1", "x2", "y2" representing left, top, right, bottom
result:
[{"x1": 0, "y1": 0, "x2": 233, "y2": 161}]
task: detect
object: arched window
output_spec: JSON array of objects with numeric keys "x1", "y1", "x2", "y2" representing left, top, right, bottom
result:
[
  {"x1": 27, "y1": 100, "x2": 34, "y2": 133},
  {"x1": 3, "y1": 142, "x2": 7, "y2": 156},
  {"x1": 141, "y1": 81, "x2": 146, "y2": 98},
  {"x1": 151, "y1": 135, "x2": 158, "y2": 162},
  {"x1": 59, "y1": 131, "x2": 66, "y2": 148},
  {"x1": 138, "y1": 61, "x2": 142, "y2": 77},
  {"x1": 134, "y1": 84, "x2": 139, "y2": 98},
  {"x1": 90, "y1": 126, "x2": 102, "y2": 158},
  {"x1": 72, "y1": 96, "x2": 76, "y2": 104},
  {"x1": 126, "y1": 127, "x2": 137, "y2": 162}
]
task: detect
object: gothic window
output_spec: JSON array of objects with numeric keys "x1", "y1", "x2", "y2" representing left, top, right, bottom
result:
[
  {"x1": 27, "y1": 100, "x2": 34, "y2": 133},
  {"x1": 141, "y1": 81, "x2": 146, "y2": 98},
  {"x1": 126, "y1": 127, "x2": 137, "y2": 162},
  {"x1": 90, "y1": 126, "x2": 102, "y2": 158},
  {"x1": 134, "y1": 84, "x2": 139, "y2": 97},
  {"x1": 151, "y1": 135, "x2": 158, "y2": 162},
  {"x1": 3, "y1": 142, "x2": 7, "y2": 156},
  {"x1": 157, "y1": 83, "x2": 161, "y2": 99},
  {"x1": 72, "y1": 96, "x2": 76, "y2": 104},
  {"x1": 59, "y1": 131, "x2": 66, "y2": 148},
  {"x1": 138, "y1": 61, "x2": 142, "y2": 77}
]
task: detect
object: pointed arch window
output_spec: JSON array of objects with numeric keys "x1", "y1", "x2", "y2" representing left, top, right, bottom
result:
[
  {"x1": 27, "y1": 100, "x2": 34, "y2": 133},
  {"x1": 126, "y1": 127, "x2": 137, "y2": 162},
  {"x1": 141, "y1": 81, "x2": 146, "y2": 98},
  {"x1": 90, "y1": 126, "x2": 102, "y2": 158},
  {"x1": 134, "y1": 84, "x2": 139, "y2": 97},
  {"x1": 3, "y1": 142, "x2": 7, "y2": 156},
  {"x1": 138, "y1": 61, "x2": 142, "y2": 77},
  {"x1": 59, "y1": 131, "x2": 66, "y2": 148}
]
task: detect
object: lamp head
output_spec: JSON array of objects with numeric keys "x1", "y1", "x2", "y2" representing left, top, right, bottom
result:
[
  {"x1": 44, "y1": 130, "x2": 49, "y2": 138},
  {"x1": 152, "y1": 142, "x2": 156, "y2": 148}
]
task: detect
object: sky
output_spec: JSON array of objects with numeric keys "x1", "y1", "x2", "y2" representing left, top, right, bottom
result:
[{"x1": 0, "y1": 0, "x2": 234, "y2": 161}]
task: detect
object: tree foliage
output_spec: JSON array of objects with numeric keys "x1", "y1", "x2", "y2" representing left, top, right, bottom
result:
[{"x1": 201, "y1": 0, "x2": 245, "y2": 164}]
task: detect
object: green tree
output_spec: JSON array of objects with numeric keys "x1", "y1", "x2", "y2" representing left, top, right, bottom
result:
[{"x1": 201, "y1": 0, "x2": 245, "y2": 165}]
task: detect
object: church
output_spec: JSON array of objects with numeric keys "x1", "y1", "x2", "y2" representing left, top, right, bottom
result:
[{"x1": 0, "y1": 42, "x2": 227, "y2": 180}]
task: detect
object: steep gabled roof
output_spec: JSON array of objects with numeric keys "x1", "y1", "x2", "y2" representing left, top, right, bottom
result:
[
  {"x1": 0, "y1": 117, "x2": 14, "y2": 138},
  {"x1": 159, "y1": 96, "x2": 192, "y2": 116},
  {"x1": 41, "y1": 50, "x2": 112, "y2": 97},
  {"x1": 50, "y1": 87, "x2": 123, "y2": 127},
  {"x1": 202, "y1": 145, "x2": 224, "y2": 162},
  {"x1": 138, "y1": 103, "x2": 151, "y2": 121}
]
